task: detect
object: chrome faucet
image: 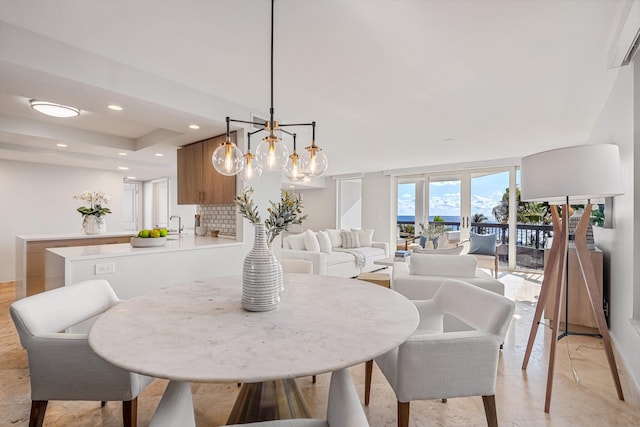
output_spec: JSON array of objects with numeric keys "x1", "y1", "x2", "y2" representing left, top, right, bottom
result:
[{"x1": 169, "y1": 215, "x2": 183, "y2": 234}]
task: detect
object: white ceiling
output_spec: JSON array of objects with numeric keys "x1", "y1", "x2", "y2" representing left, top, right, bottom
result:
[{"x1": 0, "y1": 0, "x2": 633, "y2": 181}]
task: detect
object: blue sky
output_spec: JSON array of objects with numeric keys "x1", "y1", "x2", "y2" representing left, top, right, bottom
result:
[{"x1": 398, "y1": 171, "x2": 515, "y2": 220}]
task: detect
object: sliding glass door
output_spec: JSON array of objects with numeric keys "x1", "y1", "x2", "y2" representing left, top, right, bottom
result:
[{"x1": 398, "y1": 166, "x2": 523, "y2": 270}]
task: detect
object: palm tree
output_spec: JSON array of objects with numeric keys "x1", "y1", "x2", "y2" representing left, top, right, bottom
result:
[{"x1": 472, "y1": 213, "x2": 487, "y2": 223}]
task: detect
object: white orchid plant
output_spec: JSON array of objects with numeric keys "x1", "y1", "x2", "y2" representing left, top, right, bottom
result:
[{"x1": 73, "y1": 191, "x2": 112, "y2": 217}]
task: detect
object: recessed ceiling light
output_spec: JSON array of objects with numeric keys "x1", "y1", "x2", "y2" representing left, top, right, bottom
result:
[
  {"x1": 118, "y1": 152, "x2": 127, "y2": 156},
  {"x1": 56, "y1": 143, "x2": 68, "y2": 148},
  {"x1": 154, "y1": 153, "x2": 164, "y2": 157},
  {"x1": 30, "y1": 100, "x2": 80, "y2": 118},
  {"x1": 126, "y1": 176, "x2": 137, "y2": 180},
  {"x1": 189, "y1": 124, "x2": 200, "y2": 130},
  {"x1": 108, "y1": 104, "x2": 123, "y2": 111},
  {"x1": 443, "y1": 138, "x2": 455, "y2": 143},
  {"x1": 117, "y1": 166, "x2": 129, "y2": 170}
]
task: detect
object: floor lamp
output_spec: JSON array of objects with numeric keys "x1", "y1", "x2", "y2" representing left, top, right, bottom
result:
[{"x1": 519, "y1": 144, "x2": 625, "y2": 412}]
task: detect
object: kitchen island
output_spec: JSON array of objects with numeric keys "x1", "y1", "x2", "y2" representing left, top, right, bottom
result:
[
  {"x1": 16, "y1": 232, "x2": 135, "y2": 299},
  {"x1": 45, "y1": 235, "x2": 244, "y2": 299}
]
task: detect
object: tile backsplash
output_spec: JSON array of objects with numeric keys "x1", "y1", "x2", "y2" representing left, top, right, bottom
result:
[{"x1": 198, "y1": 204, "x2": 236, "y2": 236}]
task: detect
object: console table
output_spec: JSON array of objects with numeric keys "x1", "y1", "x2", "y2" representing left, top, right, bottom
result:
[{"x1": 543, "y1": 246, "x2": 605, "y2": 329}]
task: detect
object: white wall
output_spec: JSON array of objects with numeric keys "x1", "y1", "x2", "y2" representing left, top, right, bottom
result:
[
  {"x1": 299, "y1": 184, "x2": 337, "y2": 231},
  {"x1": 587, "y1": 60, "x2": 640, "y2": 392},
  {"x1": 168, "y1": 176, "x2": 196, "y2": 231},
  {"x1": 298, "y1": 172, "x2": 393, "y2": 249},
  {"x1": 0, "y1": 160, "x2": 125, "y2": 282}
]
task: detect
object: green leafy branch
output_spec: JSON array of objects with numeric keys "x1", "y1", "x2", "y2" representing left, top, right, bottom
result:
[{"x1": 234, "y1": 187, "x2": 261, "y2": 224}]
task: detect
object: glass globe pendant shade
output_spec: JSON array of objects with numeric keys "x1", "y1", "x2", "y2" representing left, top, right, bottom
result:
[
  {"x1": 212, "y1": 140, "x2": 244, "y2": 176},
  {"x1": 256, "y1": 136, "x2": 289, "y2": 172},
  {"x1": 284, "y1": 151, "x2": 307, "y2": 182},
  {"x1": 242, "y1": 152, "x2": 263, "y2": 183},
  {"x1": 302, "y1": 145, "x2": 328, "y2": 177}
]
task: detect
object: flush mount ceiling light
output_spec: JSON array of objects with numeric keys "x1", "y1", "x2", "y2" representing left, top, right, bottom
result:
[
  {"x1": 108, "y1": 104, "x2": 123, "y2": 111},
  {"x1": 189, "y1": 124, "x2": 200, "y2": 130},
  {"x1": 213, "y1": 0, "x2": 328, "y2": 179},
  {"x1": 30, "y1": 100, "x2": 80, "y2": 118}
]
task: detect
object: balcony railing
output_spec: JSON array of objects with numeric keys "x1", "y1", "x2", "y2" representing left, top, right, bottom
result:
[{"x1": 397, "y1": 220, "x2": 553, "y2": 270}]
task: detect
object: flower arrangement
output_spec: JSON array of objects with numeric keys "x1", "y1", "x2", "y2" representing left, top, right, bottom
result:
[
  {"x1": 73, "y1": 191, "x2": 112, "y2": 217},
  {"x1": 234, "y1": 187, "x2": 308, "y2": 244}
]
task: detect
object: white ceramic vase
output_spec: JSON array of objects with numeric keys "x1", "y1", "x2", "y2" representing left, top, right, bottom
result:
[
  {"x1": 82, "y1": 215, "x2": 106, "y2": 235},
  {"x1": 242, "y1": 223, "x2": 281, "y2": 312},
  {"x1": 267, "y1": 241, "x2": 284, "y2": 293}
]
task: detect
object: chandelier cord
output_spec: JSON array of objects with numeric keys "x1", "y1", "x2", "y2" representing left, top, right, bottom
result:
[{"x1": 270, "y1": 0, "x2": 275, "y2": 129}]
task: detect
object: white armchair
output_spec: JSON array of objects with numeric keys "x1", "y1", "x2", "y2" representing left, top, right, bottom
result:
[
  {"x1": 392, "y1": 253, "x2": 505, "y2": 329},
  {"x1": 365, "y1": 279, "x2": 515, "y2": 427},
  {"x1": 10, "y1": 279, "x2": 154, "y2": 427}
]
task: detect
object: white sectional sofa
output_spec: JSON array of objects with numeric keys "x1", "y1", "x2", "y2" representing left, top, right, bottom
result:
[{"x1": 281, "y1": 229, "x2": 388, "y2": 278}]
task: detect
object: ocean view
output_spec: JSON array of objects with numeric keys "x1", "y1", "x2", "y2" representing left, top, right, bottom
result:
[{"x1": 397, "y1": 215, "x2": 461, "y2": 223}]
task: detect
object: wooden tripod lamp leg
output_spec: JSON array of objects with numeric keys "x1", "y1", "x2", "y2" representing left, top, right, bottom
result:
[
  {"x1": 522, "y1": 206, "x2": 563, "y2": 370},
  {"x1": 574, "y1": 205, "x2": 624, "y2": 401},
  {"x1": 544, "y1": 204, "x2": 569, "y2": 413}
]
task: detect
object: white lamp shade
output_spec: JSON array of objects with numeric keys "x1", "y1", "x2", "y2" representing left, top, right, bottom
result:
[{"x1": 520, "y1": 144, "x2": 624, "y2": 203}]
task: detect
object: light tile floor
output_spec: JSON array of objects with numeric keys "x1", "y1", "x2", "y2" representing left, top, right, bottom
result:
[{"x1": 1, "y1": 272, "x2": 640, "y2": 426}]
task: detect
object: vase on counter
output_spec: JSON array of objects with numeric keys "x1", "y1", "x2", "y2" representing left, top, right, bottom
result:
[
  {"x1": 82, "y1": 215, "x2": 106, "y2": 235},
  {"x1": 242, "y1": 223, "x2": 281, "y2": 312}
]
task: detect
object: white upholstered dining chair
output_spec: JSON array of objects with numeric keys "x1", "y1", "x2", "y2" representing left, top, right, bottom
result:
[
  {"x1": 365, "y1": 279, "x2": 515, "y2": 427},
  {"x1": 10, "y1": 280, "x2": 154, "y2": 427}
]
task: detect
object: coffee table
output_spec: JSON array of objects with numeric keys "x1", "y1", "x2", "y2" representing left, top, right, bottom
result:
[
  {"x1": 374, "y1": 256, "x2": 410, "y2": 267},
  {"x1": 89, "y1": 274, "x2": 418, "y2": 423}
]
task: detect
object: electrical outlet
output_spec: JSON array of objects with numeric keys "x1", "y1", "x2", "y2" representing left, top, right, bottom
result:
[{"x1": 95, "y1": 263, "x2": 115, "y2": 275}]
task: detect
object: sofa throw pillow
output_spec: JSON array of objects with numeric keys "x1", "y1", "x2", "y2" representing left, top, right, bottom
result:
[
  {"x1": 468, "y1": 233, "x2": 497, "y2": 256},
  {"x1": 317, "y1": 231, "x2": 332, "y2": 253},
  {"x1": 352, "y1": 229, "x2": 374, "y2": 247},
  {"x1": 304, "y1": 229, "x2": 321, "y2": 252},
  {"x1": 326, "y1": 229, "x2": 343, "y2": 248},
  {"x1": 341, "y1": 230, "x2": 360, "y2": 249},
  {"x1": 288, "y1": 233, "x2": 307, "y2": 251}
]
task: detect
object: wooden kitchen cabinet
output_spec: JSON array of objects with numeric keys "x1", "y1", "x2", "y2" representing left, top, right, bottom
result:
[
  {"x1": 177, "y1": 133, "x2": 236, "y2": 205},
  {"x1": 543, "y1": 246, "x2": 605, "y2": 329}
]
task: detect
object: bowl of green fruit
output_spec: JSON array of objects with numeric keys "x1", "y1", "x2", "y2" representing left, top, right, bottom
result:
[{"x1": 131, "y1": 228, "x2": 168, "y2": 247}]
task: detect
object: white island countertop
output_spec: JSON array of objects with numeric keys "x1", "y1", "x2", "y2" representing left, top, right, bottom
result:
[
  {"x1": 46, "y1": 235, "x2": 241, "y2": 260},
  {"x1": 16, "y1": 231, "x2": 135, "y2": 241},
  {"x1": 45, "y1": 235, "x2": 246, "y2": 298}
]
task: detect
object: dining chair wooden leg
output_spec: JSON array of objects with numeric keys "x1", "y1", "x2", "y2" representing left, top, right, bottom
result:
[
  {"x1": 123, "y1": 398, "x2": 138, "y2": 427},
  {"x1": 482, "y1": 395, "x2": 498, "y2": 427},
  {"x1": 312, "y1": 375, "x2": 316, "y2": 383},
  {"x1": 29, "y1": 400, "x2": 47, "y2": 427},
  {"x1": 364, "y1": 360, "x2": 373, "y2": 405},
  {"x1": 101, "y1": 401, "x2": 107, "y2": 407},
  {"x1": 397, "y1": 401, "x2": 410, "y2": 427}
]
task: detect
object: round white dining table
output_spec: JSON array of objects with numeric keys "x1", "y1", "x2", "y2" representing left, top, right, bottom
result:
[{"x1": 89, "y1": 273, "x2": 419, "y2": 422}]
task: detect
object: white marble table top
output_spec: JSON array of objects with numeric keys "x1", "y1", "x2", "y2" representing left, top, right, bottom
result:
[{"x1": 89, "y1": 274, "x2": 418, "y2": 383}]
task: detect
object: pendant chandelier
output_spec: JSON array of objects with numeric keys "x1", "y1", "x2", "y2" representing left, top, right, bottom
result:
[{"x1": 212, "y1": 0, "x2": 328, "y2": 182}]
